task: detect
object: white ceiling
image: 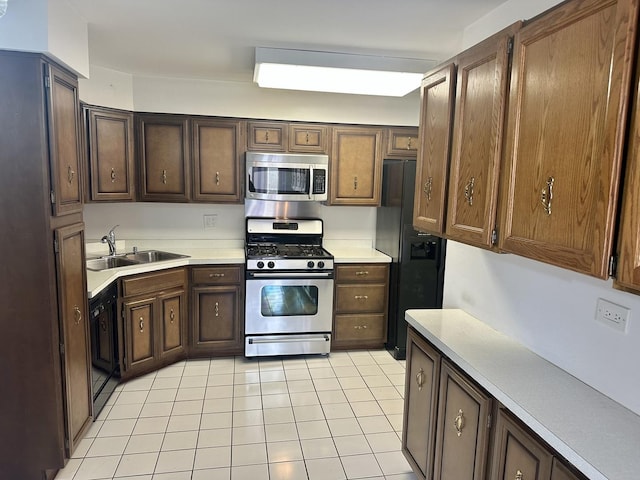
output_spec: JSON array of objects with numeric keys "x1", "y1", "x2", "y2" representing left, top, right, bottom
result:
[{"x1": 66, "y1": 0, "x2": 509, "y2": 84}]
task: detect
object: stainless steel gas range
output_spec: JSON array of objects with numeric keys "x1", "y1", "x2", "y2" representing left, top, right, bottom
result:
[{"x1": 244, "y1": 217, "x2": 334, "y2": 357}]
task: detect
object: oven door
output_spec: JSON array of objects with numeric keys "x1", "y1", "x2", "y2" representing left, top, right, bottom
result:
[{"x1": 245, "y1": 274, "x2": 333, "y2": 335}]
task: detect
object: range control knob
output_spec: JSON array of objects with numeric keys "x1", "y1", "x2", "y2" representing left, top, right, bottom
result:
[
  {"x1": 307, "y1": 261, "x2": 315, "y2": 269},
  {"x1": 317, "y1": 261, "x2": 325, "y2": 269},
  {"x1": 257, "y1": 261, "x2": 264, "y2": 269},
  {"x1": 267, "y1": 261, "x2": 275, "y2": 269}
]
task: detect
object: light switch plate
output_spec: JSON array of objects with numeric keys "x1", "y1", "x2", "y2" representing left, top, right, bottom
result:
[{"x1": 595, "y1": 298, "x2": 630, "y2": 333}]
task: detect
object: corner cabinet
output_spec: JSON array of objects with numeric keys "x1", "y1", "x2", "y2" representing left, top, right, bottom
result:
[
  {"x1": 84, "y1": 105, "x2": 135, "y2": 201},
  {"x1": 119, "y1": 268, "x2": 187, "y2": 379},
  {"x1": 498, "y1": 0, "x2": 638, "y2": 278},
  {"x1": 190, "y1": 265, "x2": 244, "y2": 356},
  {"x1": 445, "y1": 25, "x2": 518, "y2": 249},
  {"x1": 192, "y1": 117, "x2": 245, "y2": 203},
  {"x1": 413, "y1": 64, "x2": 456, "y2": 234},
  {"x1": 329, "y1": 126, "x2": 384, "y2": 206},
  {"x1": 136, "y1": 113, "x2": 191, "y2": 202}
]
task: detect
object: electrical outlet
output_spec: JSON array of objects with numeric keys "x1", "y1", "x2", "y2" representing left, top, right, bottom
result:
[
  {"x1": 595, "y1": 298, "x2": 630, "y2": 333},
  {"x1": 203, "y1": 214, "x2": 217, "y2": 229}
]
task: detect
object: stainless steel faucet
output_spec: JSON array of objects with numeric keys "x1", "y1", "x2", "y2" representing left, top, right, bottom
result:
[{"x1": 101, "y1": 225, "x2": 119, "y2": 256}]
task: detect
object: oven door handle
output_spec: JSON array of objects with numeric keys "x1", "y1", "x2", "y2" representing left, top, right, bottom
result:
[
  {"x1": 248, "y1": 272, "x2": 333, "y2": 279},
  {"x1": 248, "y1": 335, "x2": 330, "y2": 344}
]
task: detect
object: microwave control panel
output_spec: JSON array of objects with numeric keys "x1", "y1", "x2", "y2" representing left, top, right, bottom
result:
[{"x1": 312, "y1": 170, "x2": 326, "y2": 194}]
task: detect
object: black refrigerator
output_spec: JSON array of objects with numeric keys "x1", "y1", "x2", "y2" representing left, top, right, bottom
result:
[{"x1": 375, "y1": 159, "x2": 446, "y2": 359}]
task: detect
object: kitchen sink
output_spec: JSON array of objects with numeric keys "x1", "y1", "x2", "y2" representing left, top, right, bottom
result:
[
  {"x1": 86, "y1": 250, "x2": 189, "y2": 271},
  {"x1": 86, "y1": 256, "x2": 140, "y2": 271}
]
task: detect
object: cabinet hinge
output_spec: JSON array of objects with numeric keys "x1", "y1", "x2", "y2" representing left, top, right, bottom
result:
[
  {"x1": 59, "y1": 343, "x2": 65, "y2": 356},
  {"x1": 64, "y1": 438, "x2": 69, "y2": 449},
  {"x1": 53, "y1": 239, "x2": 59, "y2": 253},
  {"x1": 507, "y1": 38, "x2": 513, "y2": 55},
  {"x1": 50, "y1": 190, "x2": 56, "y2": 205},
  {"x1": 487, "y1": 414, "x2": 492, "y2": 429},
  {"x1": 491, "y1": 228, "x2": 498, "y2": 246},
  {"x1": 609, "y1": 255, "x2": 618, "y2": 278},
  {"x1": 44, "y1": 75, "x2": 51, "y2": 89}
]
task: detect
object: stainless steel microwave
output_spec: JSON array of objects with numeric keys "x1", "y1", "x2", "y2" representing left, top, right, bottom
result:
[{"x1": 246, "y1": 152, "x2": 329, "y2": 202}]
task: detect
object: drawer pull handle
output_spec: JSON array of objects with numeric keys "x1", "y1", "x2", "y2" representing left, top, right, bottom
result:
[
  {"x1": 169, "y1": 308, "x2": 175, "y2": 323},
  {"x1": 355, "y1": 271, "x2": 369, "y2": 276},
  {"x1": 73, "y1": 306, "x2": 82, "y2": 325},
  {"x1": 215, "y1": 301, "x2": 219, "y2": 317},
  {"x1": 540, "y1": 176, "x2": 554, "y2": 215},
  {"x1": 139, "y1": 317, "x2": 144, "y2": 332},
  {"x1": 407, "y1": 137, "x2": 412, "y2": 150},
  {"x1": 415, "y1": 368, "x2": 425, "y2": 391},
  {"x1": 464, "y1": 177, "x2": 475, "y2": 206},
  {"x1": 100, "y1": 319, "x2": 107, "y2": 332},
  {"x1": 454, "y1": 409, "x2": 465, "y2": 437},
  {"x1": 209, "y1": 273, "x2": 225, "y2": 278},
  {"x1": 306, "y1": 132, "x2": 310, "y2": 144},
  {"x1": 265, "y1": 131, "x2": 269, "y2": 142},
  {"x1": 67, "y1": 165, "x2": 75, "y2": 184},
  {"x1": 515, "y1": 470, "x2": 524, "y2": 480},
  {"x1": 353, "y1": 325, "x2": 369, "y2": 330},
  {"x1": 353, "y1": 176, "x2": 358, "y2": 190},
  {"x1": 162, "y1": 169, "x2": 167, "y2": 184},
  {"x1": 215, "y1": 171, "x2": 220, "y2": 185},
  {"x1": 424, "y1": 176, "x2": 433, "y2": 201},
  {"x1": 110, "y1": 168, "x2": 116, "y2": 182},
  {"x1": 354, "y1": 295, "x2": 368, "y2": 300}
]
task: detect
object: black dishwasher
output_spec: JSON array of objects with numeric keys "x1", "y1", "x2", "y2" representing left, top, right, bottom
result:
[{"x1": 88, "y1": 284, "x2": 120, "y2": 418}]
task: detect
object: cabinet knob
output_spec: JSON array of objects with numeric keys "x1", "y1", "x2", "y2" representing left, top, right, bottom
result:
[
  {"x1": 73, "y1": 305, "x2": 82, "y2": 325},
  {"x1": 515, "y1": 470, "x2": 524, "y2": 480},
  {"x1": 110, "y1": 168, "x2": 116, "y2": 182},
  {"x1": 454, "y1": 409, "x2": 465, "y2": 437},
  {"x1": 464, "y1": 177, "x2": 475, "y2": 206},
  {"x1": 67, "y1": 165, "x2": 75, "y2": 184},
  {"x1": 170, "y1": 308, "x2": 175, "y2": 323},
  {"x1": 139, "y1": 317, "x2": 144, "y2": 332},
  {"x1": 162, "y1": 169, "x2": 167, "y2": 184},
  {"x1": 214, "y1": 301, "x2": 219, "y2": 317},
  {"x1": 540, "y1": 176, "x2": 554, "y2": 215},
  {"x1": 415, "y1": 368, "x2": 425, "y2": 391}
]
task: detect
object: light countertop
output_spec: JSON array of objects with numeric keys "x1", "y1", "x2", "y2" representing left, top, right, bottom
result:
[{"x1": 406, "y1": 309, "x2": 640, "y2": 480}]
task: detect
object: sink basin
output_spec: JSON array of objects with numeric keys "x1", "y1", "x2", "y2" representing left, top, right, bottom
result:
[
  {"x1": 86, "y1": 250, "x2": 189, "y2": 271},
  {"x1": 124, "y1": 250, "x2": 188, "y2": 263},
  {"x1": 86, "y1": 256, "x2": 140, "y2": 271}
]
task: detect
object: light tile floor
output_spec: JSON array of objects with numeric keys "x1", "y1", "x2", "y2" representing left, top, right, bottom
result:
[{"x1": 55, "y1": 350, "x2": 417, "y2": 480}]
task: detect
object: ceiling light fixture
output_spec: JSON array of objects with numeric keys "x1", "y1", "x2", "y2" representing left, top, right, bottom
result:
[
  {"x1": 0, "y1": 0, "x2": 8, "y2": 18},
  {"x1": 254, "y1": 47, "x2": 434, "y2": 97}
]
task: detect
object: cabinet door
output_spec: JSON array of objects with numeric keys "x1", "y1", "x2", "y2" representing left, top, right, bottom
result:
[
  {"x1": 192, "y1": 285, "x2": 243, "y2": 354},
  {"x1": 192, "y1": 118, "x2": 244, "y2": 203},
  {"x1": 551, "y1": 458, "x2": 586, "y2": 480},
  {"x1": 123, "y1": 297, "x2": 156, "y2": 375},
  {"x1": 333, "y1": 313, "x2": 386, "y2": 348},
  {"x1": 86, "y1": 105, "x2": 135, "y2": 201},
  {"x1": 46, "y1": 63, "x2": 83, "y2": 216},
  {"x1": 55, "y1": 223, "x2": 91, "y2": 456},
  {"x1": 247, "y1": 121, "x2": 287, "y2": 151},
  {"x1": 288, "y1": 123, "x2": 329, "y2": 153},
  {"x1": 433, "y1": 360, "x2": 492, "y2": 480},
  {"x1": 446, "y1": 27, "x2": 517, "y2": 248},
  {"x1": 413, "y1": 64, "x2": 456, "y2": 234},
  {"x1": 137, "y1": 114, "x2": 190, "y2": 201},
  {"x1": 402, "y1": 328, "x2": 441, "y2": 480},
  {"x1": 91, "y1": 300, "x2": 115, "y2": 372},
  {"x1": 386, "y1": 127, "x2": 419, "y2": 158},
  {"x1": 158, "y1": 289, "x2": 186, "y2": 359},
  {"x1": 330, "y1": 126, "x2": 384, "y2": 205},
  {"x1": 499, "y1": 0, "x2": 638, "y2": 278},
  {"x1": 490, "y1": 410, "x2": 552, "y2": 480}
]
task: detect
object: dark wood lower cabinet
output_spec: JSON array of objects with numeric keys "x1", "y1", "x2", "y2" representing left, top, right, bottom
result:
[
  {"x1": 123, "y1": 297, "x2": 156, "y2": 375},
  {"x1": 190, "y1": 266, "x2": 244, "y2": 356}
]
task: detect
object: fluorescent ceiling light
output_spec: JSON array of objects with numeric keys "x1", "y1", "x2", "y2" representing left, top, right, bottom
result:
[{"x1": 254, "y1": 48, "x2": 434, "y2": 97}]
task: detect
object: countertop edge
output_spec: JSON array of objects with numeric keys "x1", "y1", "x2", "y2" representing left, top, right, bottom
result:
[{"x1": 406, "y1": 308, "x2": 640, "y2": 480}]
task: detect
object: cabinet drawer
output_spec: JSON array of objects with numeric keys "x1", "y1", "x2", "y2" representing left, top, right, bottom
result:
[
  {"x1": 247, "y1": 121, "x2": 287, "y2": 151},
  {"x1": 191, "y1": 266, "x2": 242, "y2": 285},
  {"x1": 288, "y1": 124, "x2": 328, "y2": 153},
  {"x1": 334, "y1": 314, "x2": 385, "y2": 342},
  {"x1": 335, "y1": 284, "x2": 386, "y2": 313},
  {"x1": 122, "y1": 268, "x2": 185, "y2": 297},
  {"x1": 335, "y1": 264, "x2": 388, "y2": 283}
]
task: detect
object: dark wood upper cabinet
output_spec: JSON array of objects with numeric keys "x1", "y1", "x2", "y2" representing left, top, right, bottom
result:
[
  {"x1": 413, "y1": 64, "x2": 456, "y2": 235},
  {"x1": 446, "y1": 24, "x2": 519, "y2": 249},
  {"x1": 192, "y1": 117, "x2": 244, "y2": 203},
  {"x1": 247, "y1": 121, "x2": 287, "y2": 151},
  {"x1": 46, "y1": 63, "x2": 83, "y2": 216},
  {"x1": 136, "y1": 113, "x2": 190, "y2": 202},
  {"x1": 499, "y1": 0, "x2": 638, "y2": 278},
  {"x1": 85, "y1": 105, "x2": 135, "y2": 201}
]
